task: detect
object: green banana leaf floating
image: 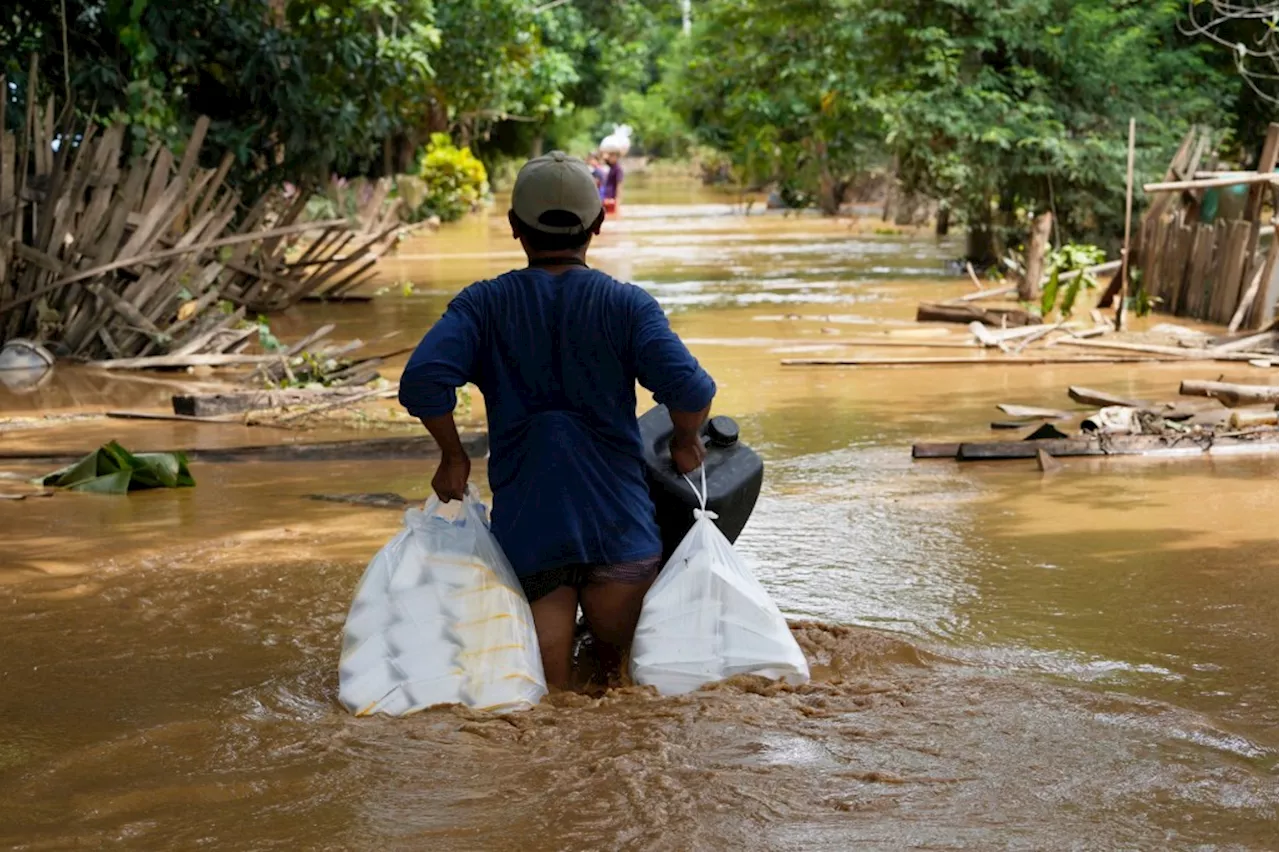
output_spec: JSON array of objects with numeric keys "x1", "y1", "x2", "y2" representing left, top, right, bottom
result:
[{"x1": 40, "y1": 441, "x2": 195, "y2": 494}]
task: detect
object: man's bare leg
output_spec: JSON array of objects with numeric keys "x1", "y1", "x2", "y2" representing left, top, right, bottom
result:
[
  {"x1": 529, "y1": 584, "x2": 578, "y2": 690},
  {"x1": 579, "y1": 576, "x2": 655, "y2": 680}
]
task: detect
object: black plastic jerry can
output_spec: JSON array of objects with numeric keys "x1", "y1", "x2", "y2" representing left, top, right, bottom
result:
[{"x1": 637, "y1": 405, "x2": 764, "y2": 559}]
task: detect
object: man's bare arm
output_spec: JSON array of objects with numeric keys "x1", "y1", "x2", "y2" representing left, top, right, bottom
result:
[
  {"x1": 669, "y1": 404, "x2": 710, "y2": 474},
  {"x1": 420, "y1": 414, "x2": 471, "y2": 501}
]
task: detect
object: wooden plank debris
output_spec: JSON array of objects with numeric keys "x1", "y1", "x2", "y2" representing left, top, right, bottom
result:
[
  {"x1": 996, "y1": 404, "x2": 1073, "y2": 419},
  {"x1": 949, "y1": 434, "x2": 1277, "y2": 461},
  {"x1": 1178, "y1": 380, "x2": 1279, "y2": 407},
  {"x1": 104, "y1": 410, "x2": 289, "y2": 429},
  {"x1": 1143, "y1": 173, "x2": 1279, "y2": 192},
  {"x1": 172, "y1": 387, "x2": 374, "y2": 417},
  {"x1": 782, "y1": 355, "x2": 1191, "y2": 367},
  {"x1": 917, "y1": 302, "x2": 1041, "y2": 327},
  {"x1": 911, "y1": 443, "x2": 960, "y2": 459},
  {"x1": 1036, "y1": 448, "x2": 1064, "y2": 473},
  {"x1": 965, "y1": 262, "x2": 983, "y2": 290},
  {"x1": 969, "y1": 322, "x2": 1054, "y2": 349},
  {"x1": 90, "y1": 353, "x2": 278, "y2": 370},
  {"x1": 1067, "y1": 386, "x2": 1150, "y2": 408},
  {"x1": 1210, "y1": 326, "x2": 1279, "y2": 354},
  {"x1": 949, "y1": 285, "x2": 1017, "y2": 303},
  {"x1": 1055, "y1": 338, "x2": 1270, "y2": 362},
  {"x1": 1230, "y1": 409, "x2": 1279, "y2": 428}
]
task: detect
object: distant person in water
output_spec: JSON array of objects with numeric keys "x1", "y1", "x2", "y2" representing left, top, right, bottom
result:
[
  {"x1": 399, "y1": 151, "x2": 715, "y2": 689},
  {"x1": 601, "y1": 151, "x2": 623, "y2": 213},
  {"x1": 586, "y1": 153, "x2": 606, "y2": 195}
]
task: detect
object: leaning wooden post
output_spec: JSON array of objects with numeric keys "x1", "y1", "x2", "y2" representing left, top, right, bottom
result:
[
  {"x1": 1116, "y1": 117, "x2": 1136, "y2": 331},
  {"x1": 1020, "y1": 211, "x2": 1054, "y2": 302}
]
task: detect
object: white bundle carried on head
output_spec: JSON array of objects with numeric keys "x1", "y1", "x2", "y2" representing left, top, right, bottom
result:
[
  {"x1": 630, "y1": 467, "x2": 810, "y2": 696},
  {"x1": 338, "y1": 488, "x2": 547, "y2": 716},
  {"x1": 599, "y1": 124, "x2": 633, "y2": 155}
]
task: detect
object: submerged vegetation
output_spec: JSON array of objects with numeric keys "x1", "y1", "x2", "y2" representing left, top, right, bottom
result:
[
  {"x1": 40, "y1": 442, "x2": 195, "y2": 494},
  {"x1": 1040, "y1": 243, "x2": 1108, "y2": 319},
  {"x1": 4, "y1": 0, "x2": 1274, "y2": 251}
]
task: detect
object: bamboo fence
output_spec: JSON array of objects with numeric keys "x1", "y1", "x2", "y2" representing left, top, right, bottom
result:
[
  {"x1": 0, "y1": 63, "x2": 403, "y2": 363},
  {"x1": 1134, "y1": 123, "x2": 1279, "y2": 331}
]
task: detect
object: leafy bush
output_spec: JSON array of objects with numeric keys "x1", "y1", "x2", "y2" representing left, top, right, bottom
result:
[
  {"x1": 617, "y1": 89, "x2": 692, "y2": 158},
  {"x1": 1040, "y1": 243, "x2": 1107, "y2": 318},
  {"x1": 692, "y1": 146, "x2": 734, "y2": 185},
  {"x1": 414, "y1": 134, "x2": 490, "y2": 223}
]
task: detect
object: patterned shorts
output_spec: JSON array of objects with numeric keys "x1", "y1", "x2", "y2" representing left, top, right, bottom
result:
[{"x1": 519, "y1": 555, "x2": 663, "y2": 604}]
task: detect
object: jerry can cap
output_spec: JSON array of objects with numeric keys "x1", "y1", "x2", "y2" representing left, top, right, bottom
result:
[{"x1": 706, "y1": 416, "x2": 739, "y2": 448}]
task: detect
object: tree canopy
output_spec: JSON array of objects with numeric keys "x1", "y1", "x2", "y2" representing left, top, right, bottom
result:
[
  {"x1": 2, "y1": 0, "x2": 1273, "y2": 247},
  {"x1": 676, "y1": 0, "x2": 1259, "y2": 250}
]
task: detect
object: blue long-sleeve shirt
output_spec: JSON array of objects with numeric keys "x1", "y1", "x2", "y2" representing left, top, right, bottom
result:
[{"x1": 399, "y1": 268, "x2": 716, "y2": 578}]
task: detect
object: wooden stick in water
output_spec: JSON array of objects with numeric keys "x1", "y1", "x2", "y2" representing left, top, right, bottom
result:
[
  {"x1": 1178, "y1": 380, "x2": 1279, "y2": 407},
  {"x1": 1117, "y1": 117, "x2": 1136, "y2": 331},
  {"x1": 274, "y1": 385, "x2": 400, "y2": 424},
  {"x1": 965, "y1": 262, "x2": 983, "y2": 290},
  {"x1": 781, "y1": 355, "x2": 1181, "y2": 367}
]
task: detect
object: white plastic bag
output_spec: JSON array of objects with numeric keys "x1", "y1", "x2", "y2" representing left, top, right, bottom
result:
[
  {"x1": 338, "y1": 488, "x2": 547, "y2": 716},
  {"x1": 599, "y1": 124, "x2": 633, "y2": 155},
  {"x1": 630, "y1": 469, "x2": 810, "y2": 695}
]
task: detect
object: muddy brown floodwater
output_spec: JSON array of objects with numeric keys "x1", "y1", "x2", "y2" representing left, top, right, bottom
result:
[{"x1": 1, "y1": 177, "x2": 1276, "y2": 850}]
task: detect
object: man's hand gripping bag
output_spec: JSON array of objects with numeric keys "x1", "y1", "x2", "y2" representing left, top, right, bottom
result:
[
  {"x1": 630, "y1": 469, "x2": 809, "y2": 695},
  {"x1": 339, "y1": 488, "x2": 547, "y2": 715}
]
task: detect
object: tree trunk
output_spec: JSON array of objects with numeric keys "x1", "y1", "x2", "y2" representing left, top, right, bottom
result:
[
  {"x1": 1020, "y1": 211, "x2": 1054, "y2": 301},
  {"x1": 935, "y1": 203, "x2": 950, "y2": 237},
  {"x1": 881, "y1": 156, "x2": 898, "y2": 222},
  {"x1": 817, "y1": 172, "x2": 841, "y2": 216},
  {"x1": 813, "y1": 140, "x2": 841, "y2": 216},
  {"x1": 395, "y1": 133, "x2": 417, "y2": 174},
  {"x1": 893, "y1": 190, "x2": 915, "y2": 225},
  {"x1": 966, "y1": 227, "x2": 996, "y2": 267},
  {"x1": 965, "y1": 200, "x2": 998, "y2": 267},
  {"x1": 426, "y1": 101, "x2": 448, "y2": 134}
]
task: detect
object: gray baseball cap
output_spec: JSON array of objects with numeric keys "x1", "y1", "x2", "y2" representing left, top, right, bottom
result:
[{"x1": 511, "y1": 151, "x2": 604, "y2": 235}]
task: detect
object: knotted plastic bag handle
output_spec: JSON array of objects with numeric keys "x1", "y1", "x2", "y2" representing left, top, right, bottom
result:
[
  {"x1": 681, "y1": 465, "x2": 718, "y2": 521},
  {"x1": 420, "y1": 484, "x2": 487, "y2": 527}
]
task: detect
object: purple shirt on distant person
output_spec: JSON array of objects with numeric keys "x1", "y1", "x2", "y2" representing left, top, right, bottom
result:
[{"x1": 602, "y1": 161, "x2": 623, "y2": 200}]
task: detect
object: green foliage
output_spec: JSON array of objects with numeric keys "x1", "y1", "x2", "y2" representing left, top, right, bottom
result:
[
  {"x1": 482, "y1": 0, "x2": 691, "y2": 160},
  {"x1": 863, "y1": 0, "x2": 1235, "y2": 246},
  {"x1": 427, "y1": 0, "x2": 562, "y2": 138},
  {"x1": 662, "y1": 0, "x2": 1252, "y2": 241},
  {"x1": 1, "y1": 0, "x2": 1266, "y2": 245},
  {"x1": 615, "y1": 88, "x2": 692, "y2": 157},
  {"x1": 2, "y1": 0, "x2": 573, "y2": 197},
  {"x1": 3, "y1": 0, "x2": 441, "y2": 194},
  {"x1": 415, "y1": 134, "x2": 490, "y2": 222},
  {"x1": 252, "y1": 315, "x2": 285, "y2": 353},
  {"x1": 1040, "y1": 243, "x2": 1107, "y2": 318},
  {"x1": 1129, "y1": 270, "x2": 1161, "y2": 318},
  {"x1": 674, "y1": 0, "x2": 885, "y2": 212},
  {"x1": 40, "y1": 441, "x2": 195, "y2": 494}
]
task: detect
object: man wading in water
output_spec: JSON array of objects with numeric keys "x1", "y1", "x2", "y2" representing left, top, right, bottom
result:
[{"x1": 399, "y1": 152, "x2": 716, "y2": 689}]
